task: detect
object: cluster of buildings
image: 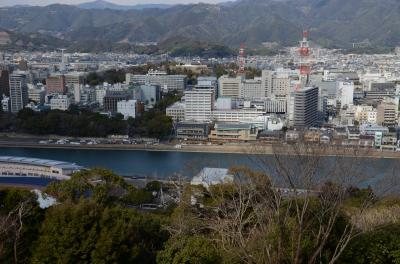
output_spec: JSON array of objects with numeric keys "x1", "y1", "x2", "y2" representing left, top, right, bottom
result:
[
  {"x1": 1, "y1": 36, "x2": 400, "y2": 149},
  {"x1": 0, "y1": 51, "x2": 187, "y2": 120}
]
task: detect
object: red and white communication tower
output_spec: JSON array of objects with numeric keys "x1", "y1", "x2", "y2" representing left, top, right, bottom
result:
[
  {"x1": 238, "y1": 43, "x2": 246, "y2": 76},
  {"x1": 298, "y1": 30, "x2": 311, "y2": 87}
]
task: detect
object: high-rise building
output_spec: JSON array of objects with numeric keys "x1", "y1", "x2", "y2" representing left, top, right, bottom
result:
[
  {"x1": 184, "y1": 90, "x2": 214, "y2": 122},
  {"x1": 0, "y1": 70, "x2": 9, "y2": 97},
  {"x1": 46, "y1": 75, "x2": 66, "y2": 94},
  {"x1": 293, "y1": 86, "x2": 319, "y2": 128},
  {"x1": 218, "y1": 75, "x2": 242, "y2": 98},
  {"x1": 9, "y1": 73, "x2": 28, "y2": 113}
]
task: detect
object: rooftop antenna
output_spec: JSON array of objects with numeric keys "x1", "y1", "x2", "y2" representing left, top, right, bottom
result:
[{"x1": 298, "y1": 30, "x2": 311, "y2": 89}]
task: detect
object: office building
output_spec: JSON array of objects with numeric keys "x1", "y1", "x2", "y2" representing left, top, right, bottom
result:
[
  {"x1": 126, "y1": 70, "x2": 186, "y2": 92},
  {"x1": 261, "y1": 70, "x2": 291, "y2": 98},
  {"x1": 377, "y1": 100, "x2": 398, "y2": 127},
  {"x1": 196, "y1": 76, "x2": 218, "y2": 97},
  {"x1": 176, "y1": 121, "x2": 210, "y2": 140},
  {"x1": 46, "y1": 75, "x2": 66, "y2": 94},
  {"x1": 218, "y1": 75, "x2": 242, "y2": 98},
  {"x1": 209, "y1": 123, "x2": 258, "y2": 142},
  {"x1": 9, "y1": 73, "x2": 28, "y2": 113},
  {"x1": 241, "y1": 78, "x2": 263, "y2": 99},
  {"x1": 293, "y1": 86, "x2": 319, "y2": 128},
  {"x1": 103, "y1": 91, "x2": 131, "y2": 113},
  {"x1": 184, "y1": 90, "x2": 214, "y2": 122}
]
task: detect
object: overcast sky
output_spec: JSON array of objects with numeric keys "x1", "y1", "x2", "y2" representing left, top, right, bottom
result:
[{"x1": 0, "y1": 0, "x2": 227, "y2": 7}]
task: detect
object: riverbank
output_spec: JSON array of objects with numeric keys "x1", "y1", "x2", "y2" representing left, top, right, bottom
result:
[{"x1": 1, "y1": 136, "x2": 400, "y2": 159}]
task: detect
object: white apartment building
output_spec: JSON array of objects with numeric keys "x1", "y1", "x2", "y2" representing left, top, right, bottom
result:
[
  {"x1": 50, "y1": 95, "x2": 71, "y2": 111},
  {"x1": 218, "y1": 75, "x2": 242, "y2": 98},
  {"x1": 184, "y1": 90, "x2": 214, "y2": 122},
  {"x1": 117, "y1": 99, "x2": 136, "y2": 120}
]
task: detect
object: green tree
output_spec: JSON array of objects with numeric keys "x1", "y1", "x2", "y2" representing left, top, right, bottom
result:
[
  {"x1": 157, "y1": 235, "x2": 222, "y2": 264},
  {"x1": 339, "y1": 224, "x2": 400, "y2": 264}
]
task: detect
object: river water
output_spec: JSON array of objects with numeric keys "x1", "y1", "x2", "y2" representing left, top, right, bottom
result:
[{"x1": 0, "y1": 147, "x2": 398, "y2": 189}]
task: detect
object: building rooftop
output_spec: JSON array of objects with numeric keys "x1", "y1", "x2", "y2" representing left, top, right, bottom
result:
[{"x1": 0, "y1": 156, "x2": 83, "y2": 170}]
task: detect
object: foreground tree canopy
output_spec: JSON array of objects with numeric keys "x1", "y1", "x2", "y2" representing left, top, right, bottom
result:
[{"x1": 1, "y1": 144, "x2": 400, "y2": 264}]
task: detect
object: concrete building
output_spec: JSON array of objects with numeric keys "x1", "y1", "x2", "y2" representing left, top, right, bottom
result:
[
  {"x1": 264, "y1": 98, "x2": 287, "y2": 113},
  {"x1": 218, "y1": 75, "x2": 242, "y2": 98},
  {"x1": 211, "y1": 109, "x2": 264, "y2": 123},
  {"x1": 9, "y1": 73, "x2": 28, "y2": 113},
  {"x1": 28, "y1": 88, "x2": 46, "y2": 104},
  {"x1": 176, "y1": 121, "x2": 210, "y2": 140},
  {"x1": 139, "y1": 84, "x2": 161, "y2": 109},
  {"x1": 184, "y1": 90, "x2": 214, "y2": 122},
  {"x1": 377, "y1": 100, "x2": 398, "y2": 127},
  {"x1": 117, "y1": 99, "x2": 136, "y2": 120},
  {"x1": 241, "y1": 78, "x2": 263, "y2": 99},
  {"x1": 64, "y1": 73, "x2": 84, "y2": 88},
  {"x1": 293, "y1": 86, "x2": 319, "y2": 128},
  {"x1": 196, "y1": 76, "x2": 218, "y2": 97},
  {"x1": 337, "y1": 81, "x2": 354, "y2": 107},
  {"x1": 46, "y1": 75, "x2": 66, "y2": 94},
  {"x1": 261, "y1": 70, "x2": 291, "y2": 98},
  {"x1": 50, "y1": 95, "x2": 71, "y2": 111},
  {"x1": 126, "y1": 70, "x2": 186, "y2": 92},
  {"x1": 209, "y1": 123, "x2": 258, "y2": 142},
  {"x1": 166, "y1": 101, "x2": 185, "y2": 122},
  {"x1": 104, "y1": 91, "x2": 131, "y2": 113}
]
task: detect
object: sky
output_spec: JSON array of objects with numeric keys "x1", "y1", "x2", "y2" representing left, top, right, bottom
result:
[{"x1": 0, "y1": 0, "x2": 227, "y2": 7}]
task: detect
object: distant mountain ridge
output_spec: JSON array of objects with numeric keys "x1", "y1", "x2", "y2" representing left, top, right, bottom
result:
[
  {"x1": 0, "y1": 0, "x2": 399, "y2": 51},
  {"x1": 77, "y1": 0, "x2": 172, "y2": 10}
]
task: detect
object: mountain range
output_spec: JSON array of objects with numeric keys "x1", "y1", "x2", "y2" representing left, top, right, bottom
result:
[
  {"x1": 0, "y1": 0, "x2": 399, "y2": 53},
  {"x1": 76, "y1": 0, "x2": 172, "y2": 10}
]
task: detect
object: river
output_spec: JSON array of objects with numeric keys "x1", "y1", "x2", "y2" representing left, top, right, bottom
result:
[{"x1": 0, "y1": 147, "x2": 398, "y2": 189}]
